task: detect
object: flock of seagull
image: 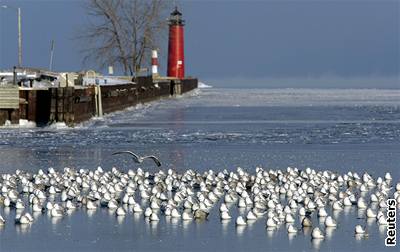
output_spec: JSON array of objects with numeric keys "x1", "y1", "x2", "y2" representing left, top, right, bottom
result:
[{"x1": 0, "y1": 155, "x2": 399, "y2": 243}]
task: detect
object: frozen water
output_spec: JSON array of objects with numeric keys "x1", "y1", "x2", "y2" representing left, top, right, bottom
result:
[
  {"x1": 0, "y1": 88, "x2": 399, "y2": 251},
  {"x1": 198, "y1": 81, "x2": 213, "y2": 88}
]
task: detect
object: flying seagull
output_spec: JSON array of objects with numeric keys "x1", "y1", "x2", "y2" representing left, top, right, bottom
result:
[{"x1": 112, "y1": 151, "x2": 162, "y2": 167}]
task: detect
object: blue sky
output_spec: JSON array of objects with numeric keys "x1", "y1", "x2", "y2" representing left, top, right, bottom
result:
[{"x1": 0, "y1": 0, "x2": 399, "y2": 88}]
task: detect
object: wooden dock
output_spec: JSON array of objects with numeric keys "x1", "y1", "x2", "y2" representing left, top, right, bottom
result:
[{"x1": 0, "y1": 76, "x2": 197, "y2": 127}]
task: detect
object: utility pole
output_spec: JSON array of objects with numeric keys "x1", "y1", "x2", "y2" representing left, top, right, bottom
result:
[
  {"x1": 49, "y1": 40, "x2": 55, "y2": 71},
  {"x1": 17, "y1": 7, "x2": 22, "y2": 67},
  {"x1": 1, "y1": 5, "x2": 22, "y2": 67}
]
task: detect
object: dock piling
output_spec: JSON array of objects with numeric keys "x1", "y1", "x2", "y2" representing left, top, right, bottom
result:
[
  {"x1": 57, "y1": 87, "x2": 64, "y2": 122},
  {"x1": 97, "y1": 85, "x2": 103, "y2": 117}
]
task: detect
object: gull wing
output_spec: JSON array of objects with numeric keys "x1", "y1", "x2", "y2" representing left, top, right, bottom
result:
[
  {"x1": 112, "y1": 151, "x2": 140, "y2": 162},
  {"x1": 142, "y1": 156, "x2": 162, "y2": 167}
]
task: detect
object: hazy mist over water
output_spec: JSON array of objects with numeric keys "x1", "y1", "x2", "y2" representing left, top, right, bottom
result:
[{"x1": 205, "y1": 77, "x2": 399, "y2": 89}]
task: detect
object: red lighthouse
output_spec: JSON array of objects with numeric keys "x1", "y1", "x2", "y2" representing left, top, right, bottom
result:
[{"x1": 167, "y1": 7, "x2": 185, "y2": 79}]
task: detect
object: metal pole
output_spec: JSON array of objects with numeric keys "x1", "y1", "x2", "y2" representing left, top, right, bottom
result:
[
  {"x1": 49, "y1": 40, "x2": 54, "y2": 71},
  {"x1": 17, "y1": 7, "x2": 22, "y2": 67}
]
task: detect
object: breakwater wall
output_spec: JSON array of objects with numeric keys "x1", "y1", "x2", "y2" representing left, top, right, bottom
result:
[{"x1": 0, "y1": 76, "x2": 197, "y2": 126}]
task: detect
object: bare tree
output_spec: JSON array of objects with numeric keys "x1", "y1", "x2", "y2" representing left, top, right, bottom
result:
[{"x1": 79, "y1": 0, "x2": 170, "y2": 76}]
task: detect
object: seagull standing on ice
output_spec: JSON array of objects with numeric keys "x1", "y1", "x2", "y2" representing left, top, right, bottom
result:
[{"x1": 112, "y1": 151, "x2": 162, "y2": 167}]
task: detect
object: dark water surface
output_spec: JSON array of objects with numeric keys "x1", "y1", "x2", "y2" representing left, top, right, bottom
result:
[{"x1": 0, "y1": 88, "x2": 399, "y2": 251}]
